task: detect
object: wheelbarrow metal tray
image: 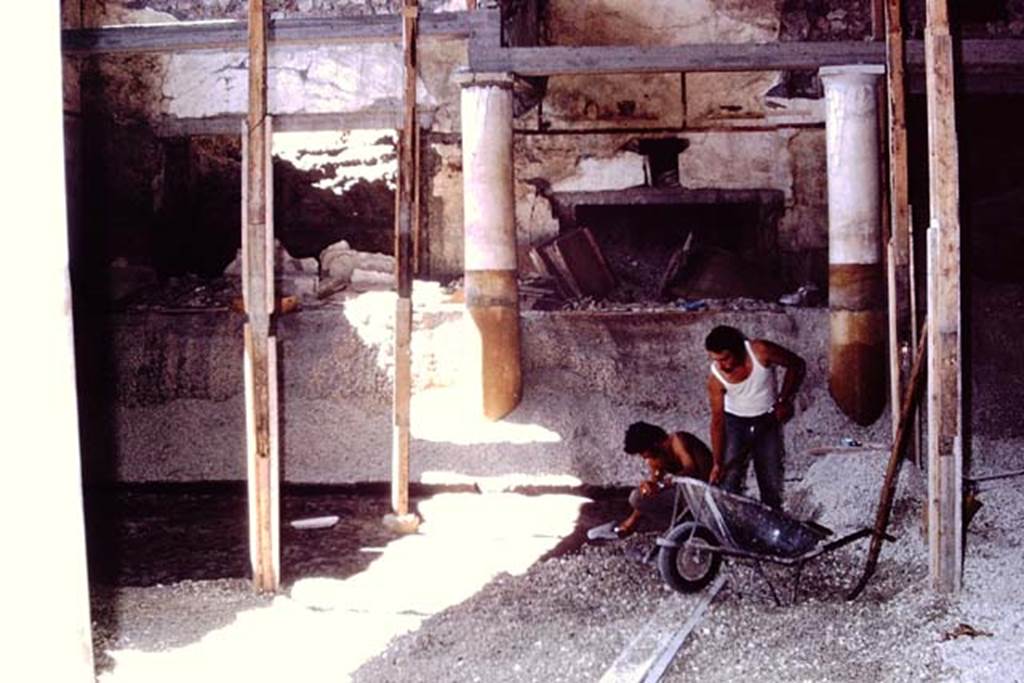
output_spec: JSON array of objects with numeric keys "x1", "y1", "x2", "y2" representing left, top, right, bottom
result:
[
  {"x1": 673, "y1": 477, "x2": 831, "y2": 558},
  {"x1": 664, "y1": 528, "x2": 877, "y2": 567}
]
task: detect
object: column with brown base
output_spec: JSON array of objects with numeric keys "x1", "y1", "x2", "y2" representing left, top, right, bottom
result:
[
  {"x1": 820, "y1": 65, "x2": 888, "y2": 427},
  {"x1": 457, "y1": 71, "x2": 522, "y2": 420}
]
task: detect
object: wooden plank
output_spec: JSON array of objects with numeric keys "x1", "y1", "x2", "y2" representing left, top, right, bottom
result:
[
  {"x1": 642, "y1": 575, "x2": 727, "y2": 682},
  {"x1": 391, "y1": 0, "x2": 418, "y2": 518},
  {"x1": 886, "y1": 238, "x2": 901, "y2": 436},
  {"x1": 153, "y1": 109, "x2": 440, "y2": 137},
  {"x1": 61, "y1": 12, "x2": 472, "y2": 54},
  {"x1": 846, "y1": 320, "x2": 927, "y2": 601},
  {"x1": 884, "y1": 0, "x2": 912, "y2": 446},
  {"x1": 467, "y1": 39, "x2": 1024, "y2": 77},
  {"x1": 472, "y1": 41, "x2": 884, "y2": 75},
  {"x1": 550, "y1": 228, "x2": 617, "y2": 298},
  {"x1": 243, "y1": 0, "x2": 278, "y2": 593},
  {"x1": 924, "y1": 0, "x2": 963, "y2": 595},
  {"x1": 554, "y1": 188, "x2": 783, "y2": 209},
  {"x1": 908, "y1": 209, "x2": 921, "y2": 466},
  {"x1": 886, "y1": 0, "x2": 911, "y2": 271},
  {"x1": 872, "y1": 0, "x2": 886, "y2": 40},
  {"x1": 600, "y1": 575, "x2": 726, "y2": 683}
]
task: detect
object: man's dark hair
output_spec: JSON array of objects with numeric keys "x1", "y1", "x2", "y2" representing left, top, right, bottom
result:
[
  {"x1": 624, "y1": 421, "x2": 668, "y2": 455},
  {"x1": 705, "y1": 325, "x2": 747, "y2": 358}
]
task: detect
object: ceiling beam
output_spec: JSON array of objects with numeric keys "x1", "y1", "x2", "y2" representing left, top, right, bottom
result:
[
  {"x1": 61, "y1": 12, "x2": 471, "y2": 54},
  {"x1": 467, "y1": 39, "x2": 1024, "y2": 76}
]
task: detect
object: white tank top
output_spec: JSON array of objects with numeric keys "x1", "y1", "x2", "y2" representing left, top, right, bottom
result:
[{"x1": 710, "y1": 340, "x2": 777, "y2": 417}]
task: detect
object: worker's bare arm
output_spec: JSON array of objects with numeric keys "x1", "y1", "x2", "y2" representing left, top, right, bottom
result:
[
  {"x1": 751, "y1": 339, "x2": 806, "y2": 422},
  {"x1": 707, "y1": 374, "x2": 726, "y2": 483}
]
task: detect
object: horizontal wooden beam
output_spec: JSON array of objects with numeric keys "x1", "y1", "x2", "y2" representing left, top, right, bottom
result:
[
  {"x1": 62, "y1": 11, "x2": 470, "y2": 54},
  {"x1": 468, "y1": 39, "x2": 1024, "y2": 76},
  {"x1": 152, "y1": 109, "x2": 437, "y2": 136},
  {"x1": 553, "y1": 188, "x2": 784, "y2": 208}
]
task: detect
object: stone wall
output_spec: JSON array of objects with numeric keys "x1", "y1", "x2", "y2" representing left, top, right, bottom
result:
[
  {"x1": 78, "y1": 301, "x2": 891, "y2": 486},
  {"x1": 450, "y1": 0, "x2": 833, "y2": 286},
  {"x1": 68, "y1": 0, "x2": 840, "y2": 289}
]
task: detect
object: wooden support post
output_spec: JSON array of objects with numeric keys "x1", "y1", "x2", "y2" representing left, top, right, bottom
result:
[
  {"x1": 872, "y1": 0, "x2": 886, "y2": 40},
  {"x1": 884, "y1": 0, "x2": 913, "y2": 444},
  {"x1": 847, "y1": 320, "x2": 927, "y2": 600},
  {"x1": 243, "y1": 0, "x2": 279, "y2": 593},
  {"x1": 924, "y1": 0, "x2": 963, "y2": 594},
  {"x1": 387, "y1": 0, "x2": 419, "y2": 532},
  {"x1": 886, "y1": 236, "x2": 901, "y2": 436},
  {"x1": 908, "y1": 209, "x2": 922, "y2": 466}
]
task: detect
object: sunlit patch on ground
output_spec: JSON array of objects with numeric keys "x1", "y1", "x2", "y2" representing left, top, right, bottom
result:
[{"x1": 95, "y1": 491, "x2": 590, "y2": 682}]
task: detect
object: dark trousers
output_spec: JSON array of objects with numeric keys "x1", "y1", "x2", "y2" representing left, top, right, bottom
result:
[{"x1": 720, "y1": 411, "x2": 784, "y2": 510}]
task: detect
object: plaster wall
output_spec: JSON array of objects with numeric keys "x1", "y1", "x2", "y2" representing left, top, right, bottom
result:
[
  {"x1": 540, "y1": 0, "x2": 787, "y2": 131},
  {"x1": 84, "y1": 39, "x2": 466, "y2": 132},
  {"x1": 81, "y1": 302, "x2": 890, "y2": 487}
]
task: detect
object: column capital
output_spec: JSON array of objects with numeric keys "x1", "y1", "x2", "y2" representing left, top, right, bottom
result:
[
  {"x1": 454, "y1": 69, "x2": 514, "y2": 90},
  {"x1": 819, "y1": 64, "x2": 885, "y2": 86}
]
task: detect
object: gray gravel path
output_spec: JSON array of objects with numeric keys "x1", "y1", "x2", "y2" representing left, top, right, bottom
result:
[{"x1": 90, "y1": 441, "x2": 1024, "y2": 682}]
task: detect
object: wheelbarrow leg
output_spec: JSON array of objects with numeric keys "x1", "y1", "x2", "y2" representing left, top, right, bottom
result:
[
  {"x1": 753, "y1": 560, "x2": 782, "y2": 607},
  {"x1": 792, "y1": 561, "x2": 805, "y2": 604}
]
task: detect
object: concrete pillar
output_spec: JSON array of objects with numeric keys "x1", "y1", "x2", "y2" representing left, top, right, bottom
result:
[
  {"x1": 457, "y1": 71, "x2": 522, "y2": 420},
  {"x1": 2, "y1": 2, "x2": 95, "y2": 680},
  {"x1": 820, "y1": 65, "x2": 888, "y2": 426}
]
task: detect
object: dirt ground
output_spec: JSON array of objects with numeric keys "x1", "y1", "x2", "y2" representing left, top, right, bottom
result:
[
  {"x1": 85, "y1": 439, "x2": 1024, "y2": 682},
  {"x1": 81, "y1": 278, "x2": 1024, "y2": 682}
]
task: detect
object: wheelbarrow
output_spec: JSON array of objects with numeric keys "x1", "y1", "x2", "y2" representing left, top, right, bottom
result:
[{"x1": 654, "y1": 477, "x2": 885, "y2": 605}]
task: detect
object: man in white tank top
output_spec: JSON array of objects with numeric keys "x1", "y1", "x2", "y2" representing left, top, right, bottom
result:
[{"x1": 705, "y1": 325, "x2": 806, "y2": 509}]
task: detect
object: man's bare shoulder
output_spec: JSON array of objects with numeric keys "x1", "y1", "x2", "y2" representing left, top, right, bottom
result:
[
  {"x1": 674, "y1": 431, "x2": 712, "y2": 457},
  {"x1": 750, "y1": 338, "x2": 803, "y2": 367}
]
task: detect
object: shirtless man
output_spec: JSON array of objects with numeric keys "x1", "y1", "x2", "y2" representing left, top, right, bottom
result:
[
  {"x1": 614, "y1": 421, "x2": 713, "y2": 538},
  {"x1": 705, "y1": 325, "x2": 805, "y2": 510}
]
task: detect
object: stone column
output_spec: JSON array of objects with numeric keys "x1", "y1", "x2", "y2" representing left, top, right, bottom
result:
[
  {"x1": 457, "y1": 71, "x2": 522, "y2": 420},
  {"x1": 820, "y1": 65, "x2": 887, "y2": 426}
]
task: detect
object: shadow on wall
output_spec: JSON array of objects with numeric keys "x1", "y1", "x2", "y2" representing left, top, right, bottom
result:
[{"x1": 76, "y1": 123, "x2": 397, "y2": 289}]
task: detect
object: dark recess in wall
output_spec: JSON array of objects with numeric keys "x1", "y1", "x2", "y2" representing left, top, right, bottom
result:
[{"x1": 76, "y1": 128, "x2": 396, "y2": 288}]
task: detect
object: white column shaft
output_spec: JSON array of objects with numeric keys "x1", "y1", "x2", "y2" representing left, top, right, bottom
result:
[
  {"x1": 821, "y1": 65, "x2": 885, "y2": 266},
  {"x1": 460, "y1": 75, "x2": 516, "y2": 271}
]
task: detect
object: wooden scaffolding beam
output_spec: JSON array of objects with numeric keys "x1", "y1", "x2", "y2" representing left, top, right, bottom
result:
[
  {"x1": 391, "y1": 0, "x2": 419, "y2": 522},
  {"x1": 62, "y1": 13, "x2": 472, "y2": 54},
  {"x1": 467, "y1": 37, "x2": 1024, "y2": 77},
  {"x1": 243, "y1": 0, "x2": 280, "y2": 593},
  {"x1": 924, "y1": 0, "x2": 963, "y2": 594},
  {"x1": 884, "y1": 0, "x2": 913, "y2": 445}
]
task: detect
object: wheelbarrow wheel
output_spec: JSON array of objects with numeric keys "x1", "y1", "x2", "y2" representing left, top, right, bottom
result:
[{"x1": 658, "y1": 522, "x2": 722, "y2": 593}]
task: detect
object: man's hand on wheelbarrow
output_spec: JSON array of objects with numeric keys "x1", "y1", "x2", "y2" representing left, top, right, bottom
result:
[
  {"x1": 709, "y1": 462, "x2": 723, "y2": 485},
  {"x1": 639, "y1": 473, "x2": 674, "y2": 496},
  {"x1": 773, "y1": 395, "x2": 796, "y2": 423}
]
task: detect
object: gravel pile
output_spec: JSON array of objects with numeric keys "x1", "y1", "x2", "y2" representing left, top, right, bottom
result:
[
  {"x1": 88, "y1": 441, "x2": 1024, "y2": 682},
  {"x1": 352, "y1": 448, "x2": 1023, "y2": 682}
]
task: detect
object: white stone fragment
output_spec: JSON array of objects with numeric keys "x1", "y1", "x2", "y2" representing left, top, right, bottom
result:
[{"x1": 318, "y1": 240, "x2": 396, "y2": 294}]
